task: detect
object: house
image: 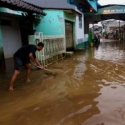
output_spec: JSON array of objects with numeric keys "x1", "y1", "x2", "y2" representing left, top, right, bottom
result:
[
  {"x1": 0, "y1": 0, "x2": 46, "y2": 71},
  {"x1": 0, "y1": 0, "x2": 98, "y2": 70},
  {"x1": 24, "y1": 0, "x2": 84, "y2": 51},
  {"x1": 25, "y1": 0, "x2": 98, "y2": 50},
  {"x1": 23, "y1": 0, "x2": 97, "y2": 66}
]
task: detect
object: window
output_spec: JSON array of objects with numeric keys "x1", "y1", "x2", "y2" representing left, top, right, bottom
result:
[{"x1": 79, "y1": 16, "x2": 82, "y2": 28}]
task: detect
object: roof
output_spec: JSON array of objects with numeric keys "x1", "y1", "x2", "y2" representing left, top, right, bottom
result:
[
  {"x1": 23, "y1": 0, "x2": 82, "y2": 15},
  {"x1": 0, "y1": 0, "x2": 46, "y2": 15},
  {"x1": 23, "y1": 0, "x2": 75, "y2": 10}
]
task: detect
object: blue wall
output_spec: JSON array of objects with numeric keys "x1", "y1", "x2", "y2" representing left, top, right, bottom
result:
[{"x1": 35, "y1": 10, "x2": 65, "y2": 36}]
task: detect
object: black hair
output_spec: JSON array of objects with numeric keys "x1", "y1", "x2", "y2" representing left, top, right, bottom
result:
[{"x1": 37, "y1": 42, "x2": 44, "y2": 47}]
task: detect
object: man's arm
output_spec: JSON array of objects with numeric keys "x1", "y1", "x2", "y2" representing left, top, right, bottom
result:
[{"x1": 29, "y1": 53, "x2": 43, "y2": 69}]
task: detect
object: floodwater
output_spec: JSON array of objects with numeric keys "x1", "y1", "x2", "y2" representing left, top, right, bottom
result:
[{"x1": 0, "y1": 40, "x2": 125, "y2": 125}]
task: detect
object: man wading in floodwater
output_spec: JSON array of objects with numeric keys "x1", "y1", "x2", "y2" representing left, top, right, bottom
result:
[{"x1": 9, "y1": 42, "x2": 44, "y2": 91}]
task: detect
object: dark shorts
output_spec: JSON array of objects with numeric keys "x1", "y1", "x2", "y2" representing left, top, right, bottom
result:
[{"x1": 13, "y1": 57, "x2": 23, "y2": 70}]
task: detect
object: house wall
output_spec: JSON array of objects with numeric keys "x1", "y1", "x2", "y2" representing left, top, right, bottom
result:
[
  {"x1": 64, "y1": 12, "x2": 75, "y2": 22},
  {"x1": 35, "y1": 9, "x2": 77, "y2": 50},
  {"x1": 0, "y1": 8, "x2": 22, "y2": 58},
  {"x1": 35, "y1": 10, "x2": 65, "y2": 36},
  {"x1": 35, "y1": 9, "x2": 86, "y2": 50},
  {"x1": 24, "y1": 0, "x2": 75, "y2": 9},
  {"x1": 64, "y1": 7, "x2": 86, "y2": 49},
  {"x1": 1, "y1": 17, "x2": 22, "y2": 58},
  {"x1": 75, "y1": 14, "x2": 84, "y2": 44}
]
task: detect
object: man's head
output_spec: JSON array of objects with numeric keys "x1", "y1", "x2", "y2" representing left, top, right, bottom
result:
[{"x1": 37, "y1": 42, "x2": 44, "y2": 51}]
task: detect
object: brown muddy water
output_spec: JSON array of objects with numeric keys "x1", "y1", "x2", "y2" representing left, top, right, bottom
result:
[{"x1": 0, "y1": 41, "x2": 125, "y2": 125}]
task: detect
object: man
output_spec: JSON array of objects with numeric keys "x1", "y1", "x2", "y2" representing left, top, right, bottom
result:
[{"x1": 9, "y1": 42, "x2": 44, "y2": 91}]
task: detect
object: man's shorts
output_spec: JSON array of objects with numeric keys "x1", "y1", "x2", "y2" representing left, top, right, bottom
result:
[{"x1": 13, "y1": 57, "x2": 23, "y2": 70}]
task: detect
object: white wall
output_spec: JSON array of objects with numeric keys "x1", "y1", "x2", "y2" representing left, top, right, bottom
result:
[
  {"x1": 1, "y1": 17, "x2": 22, "y2": 58},
  {"x1": 75, "y1": 8, "x2": 84, "y2": 44}
]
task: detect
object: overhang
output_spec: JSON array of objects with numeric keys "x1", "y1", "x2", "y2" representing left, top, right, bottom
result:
[
  {"x1": 64, "y1": 9, "x2": 82, "y2": 16},
  {"x1": 0, "y1": 0, "x2": 46, "y2": 15},
  {"x1": 40, "y1": 7, "x2": 82, "y2": 16}
]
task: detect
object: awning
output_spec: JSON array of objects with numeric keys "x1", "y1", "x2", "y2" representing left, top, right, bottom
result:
[
  {"x1": 0, "y1": 0, "x2": 46, "y2": 15},
  {"x1": 69, "y1": 0, "x2": 97, "y2": 12}
]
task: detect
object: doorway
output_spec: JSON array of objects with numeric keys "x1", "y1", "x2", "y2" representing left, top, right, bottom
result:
[
  {"x1": 1, "y1": 17, "x2": 22, "y2": 71},
  {"x1": 65, "y1": 20, "x2": 74, "y2": 51}
]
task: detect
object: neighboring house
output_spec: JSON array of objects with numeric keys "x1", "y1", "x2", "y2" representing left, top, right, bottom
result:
[
  {"x1": 68, "y1": 0, "x2": 98, "y2": 48},
  {"x1": 34, "y1": 9, "x2": 79, "y2": 51},
  {"x1": 0, "y1": 0, "x2": 46, "y2": 70},
  {"x1": 0, "y1": 0, "x2": 97, "y2": 70},
  {"x1": 24, "y1": 0, "x2": 97, "y2": 50},
  {"x1": 24, "y1": 0, "x2": 84, "y2": 51}
]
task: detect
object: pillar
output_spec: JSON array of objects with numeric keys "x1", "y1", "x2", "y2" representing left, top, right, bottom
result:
[{"x1": 0, "y1": 18, "x2": 5, "y2": 70}]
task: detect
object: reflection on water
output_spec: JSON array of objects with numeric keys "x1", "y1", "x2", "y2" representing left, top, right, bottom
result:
[{"x1": 0, "y1": 40, "x2": 125, "y2": 125}]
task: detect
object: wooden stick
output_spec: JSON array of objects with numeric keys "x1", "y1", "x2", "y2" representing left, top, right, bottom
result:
[{"x1": 36, "y1": 66, "x2": 54, "y2": 75}]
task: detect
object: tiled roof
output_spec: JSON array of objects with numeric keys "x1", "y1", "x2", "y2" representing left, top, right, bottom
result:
[{"x1": 0, "y1": 0, "x2": 46, "y2": 15}]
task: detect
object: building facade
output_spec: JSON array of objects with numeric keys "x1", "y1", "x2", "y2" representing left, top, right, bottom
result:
[
  {"x1": 0, "y1": 0, "x2": 98, "y2": 70},
  {"x1": 0, "y1": 0, "x2": 45, "y2": 70}
]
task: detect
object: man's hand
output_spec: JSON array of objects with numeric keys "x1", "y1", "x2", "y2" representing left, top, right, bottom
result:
[
  {"x1": 39, "y1": 65, "x2": 44, "y2": 70},
  {"x1": 37, "y1": 65, "x2": 44, "y2": 70}
]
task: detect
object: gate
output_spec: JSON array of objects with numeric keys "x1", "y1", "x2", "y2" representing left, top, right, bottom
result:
[{"x1": 29, "y1": 33, "x2": 66, "y2": 67}]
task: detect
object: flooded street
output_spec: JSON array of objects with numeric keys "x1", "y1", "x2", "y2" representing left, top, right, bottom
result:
[{"x1": 0, "y1": 40, "x2": 125, "y2": 125}]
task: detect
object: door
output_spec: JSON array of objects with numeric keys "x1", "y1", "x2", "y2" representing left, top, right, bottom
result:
[
  {"x1": 65, "y1": 20, "x2": 74, "y2": 51},
  {"x1": 1, "y1": 18, "x2": 22, "y2": 71},
  {"x1": 1, "y1": 18, "x2": 22, "y2": 59}
]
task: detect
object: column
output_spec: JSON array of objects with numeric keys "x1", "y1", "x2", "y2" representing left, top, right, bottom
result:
[{"x1": 0, "y1": 18, "x2": 5, "y2": 69}]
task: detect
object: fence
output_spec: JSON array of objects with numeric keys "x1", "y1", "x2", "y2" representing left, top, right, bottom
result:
[{"x1": 29, "y1": 33, "x2": 66, "y2": 67}]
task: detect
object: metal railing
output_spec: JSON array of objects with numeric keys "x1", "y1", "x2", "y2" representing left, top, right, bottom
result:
[
  {"x1": 29, "y1": 33, "x2": 66, "y2": 67},
  {"x1": 40, "y1": 35, "x2": 66, "y2": 66}
]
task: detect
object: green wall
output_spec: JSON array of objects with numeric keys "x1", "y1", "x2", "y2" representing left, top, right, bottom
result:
[
  {"x1": 35, "y1": 10, "x2": 65, "y2": 36},
  {"x1": 34, "y1": 10, "x2": 77, "y2": 49},
  {"x1": 35, "y1": 10, "x2": 76, "y2": 37}
]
